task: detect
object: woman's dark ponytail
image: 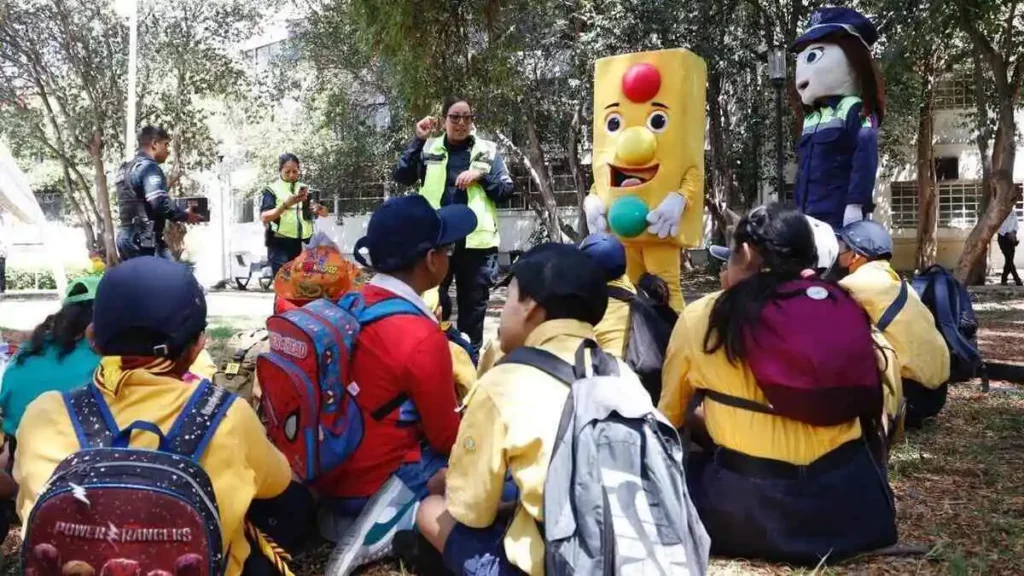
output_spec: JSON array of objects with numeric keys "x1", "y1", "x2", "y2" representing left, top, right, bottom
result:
[{"x1": 703, "y1": 204, "x2": 817, "y2": 363}]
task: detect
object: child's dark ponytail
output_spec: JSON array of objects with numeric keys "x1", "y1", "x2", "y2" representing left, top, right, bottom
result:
[{"x1": 703, "y1": 204, "x2": 817, "y2": 363}]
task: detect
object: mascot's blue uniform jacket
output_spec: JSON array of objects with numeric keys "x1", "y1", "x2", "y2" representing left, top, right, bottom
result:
[{"x1": 795, "y1": 95, "x2": 879, "y2": 230}]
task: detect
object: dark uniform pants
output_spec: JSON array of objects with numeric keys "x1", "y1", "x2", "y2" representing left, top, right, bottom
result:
[
  {"x1": 997, "y1": 233, "x2": 1022, "y2": 285},
  {"x1": 267, "y1": 237, "x2": 305, "y2": 276},
  {"x1": 439, "y1": 246, "x2": 499, "y2": 350},
  {"x1": 116, "y1": 226, "x2": 173, "y2": 261}
]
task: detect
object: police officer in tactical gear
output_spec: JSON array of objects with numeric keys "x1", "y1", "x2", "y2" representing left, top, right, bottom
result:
[{"x1": 115, "y1": 125, "x2": 202, "y2": 261}]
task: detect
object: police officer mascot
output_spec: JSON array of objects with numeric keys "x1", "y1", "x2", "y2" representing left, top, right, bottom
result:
[
  {"x1": 115, "y1": 125, "x2": 202, "y2": 261},
  {"x1": 791, "y1": 7, "x2": 885, "y2": 230}
]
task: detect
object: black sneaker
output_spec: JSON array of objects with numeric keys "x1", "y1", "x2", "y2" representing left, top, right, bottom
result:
[{"x1": 393, "y1": 529, "x2": 448, "y2": 574}]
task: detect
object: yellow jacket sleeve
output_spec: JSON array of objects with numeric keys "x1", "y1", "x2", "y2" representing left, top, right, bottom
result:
[
  {"x1": 658, "y1": 312, "x2": 695, "y2": 428},
  {"x1": 15, "y1": 392, "x2": 74, "y2": 521},
  {"x1": 445, "y1": 386, "x2": 507, "y2": 529},
  {"x1": 189, "y1": 348, "x2": 218, "y2": 381},
  {"x1": 232, "y1": 402, "x2": 292, "y2": 499},
  {"x1": 450, "y1": 342, "x2": 478, "y2": 401}
]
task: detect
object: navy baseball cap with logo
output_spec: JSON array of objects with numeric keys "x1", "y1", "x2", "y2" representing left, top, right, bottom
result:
[
  {"x1": 579, "y1": 233, "x2": 627, "y2": 282},
  {"x1": 92, "y1": 256, "x2": 207, "y2": 358},
  {"x1": 499, "y1": 243, "x2": 608, "y2": 326},
  {"x1": 354, "y1": 195, "x2": 477, "y2": 273},
  {"x1": 838, "y1": 219, "x2": 893, "y2": 260},
  {"x1": 791, "y1": 7, "x2": 878, "y2": 52}
]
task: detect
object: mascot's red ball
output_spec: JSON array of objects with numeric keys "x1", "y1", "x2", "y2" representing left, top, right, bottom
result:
[{"x1": 622, "y1": 63, "x2": 661, "y2": 103}]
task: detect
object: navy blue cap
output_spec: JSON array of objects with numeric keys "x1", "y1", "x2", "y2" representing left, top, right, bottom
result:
[
  {"x1": 92, "y1": 257, "x2": 207, "y2": 358},
  {"x1": 500, "y1": 243, "x2": 608, "y2": 326},
  {"x1": 354, "y1": 195, "x2": 477, "y2": 273},
  {"x1": 579, "y1": 233, "x2": 627, "y2": 282},
  {"x1": 838, "y1": 220, "x2": 893, "y2": 259},
  {"x1": 791, "y1": 7, "x2": 877, "y2": 52},
  {"x1": 709, "y1": 245, "x2": 731, "y2": 262}
]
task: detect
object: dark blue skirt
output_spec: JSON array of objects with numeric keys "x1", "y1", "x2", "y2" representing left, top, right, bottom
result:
[{"x1": 687, "y1": 439, "x2": 897, "y2": 565}]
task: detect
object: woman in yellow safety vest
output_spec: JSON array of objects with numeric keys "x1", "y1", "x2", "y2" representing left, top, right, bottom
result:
[
  {"x1": 394, "y1": 97, "x2": 515, "y2": 350},
  {"x1": 260, "y1": 153, "x2": 328, "y2": 274}
]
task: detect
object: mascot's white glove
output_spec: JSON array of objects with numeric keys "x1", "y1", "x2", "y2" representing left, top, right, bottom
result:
[
  {"x1": 646, "y1": 192, "x2": 686, "y2": 239},
  {"x1": 843, "y1": 204, "x2": 864, "y2": 227},
  {"x1": 584, "y1": 194, "x2": 608, "y2": 234}
]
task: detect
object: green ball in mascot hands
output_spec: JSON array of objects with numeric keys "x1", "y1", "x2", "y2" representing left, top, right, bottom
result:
[{"x1": 608, "y1": 196, "x2": 649, "y2": 238}]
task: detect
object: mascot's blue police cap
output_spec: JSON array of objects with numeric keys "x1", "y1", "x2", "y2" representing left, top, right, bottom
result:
[{"x1": 791, "y1": 7, "x2": 878, "y2": 52}]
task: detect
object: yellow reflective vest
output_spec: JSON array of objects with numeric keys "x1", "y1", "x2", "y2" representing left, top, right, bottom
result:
[
  {"x1": 420, "y1": 137, "x2": 500, "y2": 250},
  {"x1": 267, "y1": 179, "x2": 314, "y2": 241}
]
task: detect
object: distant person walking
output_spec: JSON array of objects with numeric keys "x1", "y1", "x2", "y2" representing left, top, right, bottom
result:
[
  {"x1": 260, "y1": 153, "x2": 328, "y2": 275},
  {"x1": 997, "y1": 209, "x2": 1022, "y2": 286},
  {"x1": 393, "y1": 97, "x2": 514, "y2": 350}
]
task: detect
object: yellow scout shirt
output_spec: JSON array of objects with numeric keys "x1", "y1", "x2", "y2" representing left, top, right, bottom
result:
[
  {"x1": 15, "y1": 359, "x2": 293, "y2": 576},
  {"x1": 595, "y1": 275, "x2": 636, "y2": 358},
  {"x1": 840, "y1": 260, "x2": 950, "y2": 389},
  {"x1": 659, "y1": 292, "x2": 901, "y2": 465},
  {"x1": 447, "y1": 320, "x2": 616, "y2": 576}
]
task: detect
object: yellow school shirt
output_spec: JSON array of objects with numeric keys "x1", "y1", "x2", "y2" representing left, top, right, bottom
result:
[
  {"x1": 840, "y1": 260, "x2": 950, "y2": 389},
  {"x1": 659, "y1": 292, "x2": 901, "y2": 465},
  {"x1": 14, "y1": 360, "x2": 293, "y2": 576},
  {"x1": 595, "y1": 275, "x2": 635, "y2": 358},
  {"x1": 447, "y1": 320, "x2": 615, "y2": 576}
]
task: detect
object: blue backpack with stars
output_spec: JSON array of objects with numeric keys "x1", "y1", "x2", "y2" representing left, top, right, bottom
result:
[{"x1": 22, "y1": 380, "x2": 235, "y2": 576}]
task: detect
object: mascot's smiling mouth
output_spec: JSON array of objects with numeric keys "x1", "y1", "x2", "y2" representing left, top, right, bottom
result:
[{"x1": 610, "y1": 164, "x2": 659, "y2": 188}]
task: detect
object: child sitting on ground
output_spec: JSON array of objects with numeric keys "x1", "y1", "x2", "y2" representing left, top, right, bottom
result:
[
  {"x1": 411, "y1": 243, "x2": 614, "y2": 576},
  {"x1": 837, "y1": 219, "x2": 950, "y2": 427},
  {"x1": 14, "y1": 257, "x2": 302, "y2": 575},
  {"x1": 660, "y1": 204, "x2": 899, "y2": 564}
]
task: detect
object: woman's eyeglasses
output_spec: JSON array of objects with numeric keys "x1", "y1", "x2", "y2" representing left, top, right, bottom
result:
[{"x1": 447, "y1": 114, "x2": 474, "y2": 125}]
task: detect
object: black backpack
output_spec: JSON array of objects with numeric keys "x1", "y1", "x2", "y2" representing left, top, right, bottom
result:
[
  {"x1": 607, "y1": 286, "x2": 677, "y2": 403},
  {"x1": 911, "y1": 265, "x2": 985, "y2": 385}
]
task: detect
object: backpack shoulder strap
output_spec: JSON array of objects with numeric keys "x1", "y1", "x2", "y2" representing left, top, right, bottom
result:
[
  {"x1": 876, "y1": 281, "x2": 909, "y2": 332},
  {"x1": 164, "y1": 380, "x2": 237, "y2": 461},
  {"x1": 606, "y1": 285, "x2": 636, "y2": 303},
  {"x1": 63, "y1": 384, "x2": 118, "y2": 449},
  {"x1": 359, "y1": 297, "x2": 428, "y2": 325},
  {"x1": 703, "y1": 389, "x2": 776, "y2": 415},
  {"x1": 499, "y1": 347, "x2": 576, "y2": 385}
]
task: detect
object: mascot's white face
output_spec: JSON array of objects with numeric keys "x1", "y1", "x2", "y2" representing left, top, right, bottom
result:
[{"x1": 795, "y1": 43, "x2": 859, "y2": 105}]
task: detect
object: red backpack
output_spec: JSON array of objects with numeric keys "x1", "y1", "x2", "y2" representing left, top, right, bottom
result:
[
  {"x1": 705, "y1": 279, "x2": 882, "y2": 426},
  {"x1": 255, "y1": 294, "x2": 426, "y2": 493}
]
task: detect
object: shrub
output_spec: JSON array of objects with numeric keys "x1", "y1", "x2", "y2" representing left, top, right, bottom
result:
[{"x1": 6, "y1": 267, "x2": 91, "y2": 291}]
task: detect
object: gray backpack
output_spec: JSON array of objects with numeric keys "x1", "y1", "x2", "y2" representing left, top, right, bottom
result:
[{"x1": 500, "y1": 340, "x2": 710, "y2": 576}]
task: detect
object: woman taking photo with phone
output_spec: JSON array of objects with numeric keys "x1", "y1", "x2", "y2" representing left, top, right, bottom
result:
[
  {"x1": 261, "y1": 153, "x2": 329, "y2": 274},
  {"x1": 393, "y1": 97, "x2": 515, "y2": 351}
]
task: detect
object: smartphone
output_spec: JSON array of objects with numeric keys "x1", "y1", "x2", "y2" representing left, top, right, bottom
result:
[{"x1": 298, "y1": 184, "x2": 310, "y2": 197}]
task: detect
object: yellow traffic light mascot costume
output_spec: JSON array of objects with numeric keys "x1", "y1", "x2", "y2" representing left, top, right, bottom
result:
[
  {"x1": 791, "y1": 7, "x2": 885, "y2": 230},
  {"x1": 584, "y1": 49, "x2": 707, "y2": 311}
]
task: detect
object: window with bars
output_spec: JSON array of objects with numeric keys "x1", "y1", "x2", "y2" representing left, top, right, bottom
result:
[
  {"x1": 889, "y1": 181, "x2": 919, "y2": 229},
  {"x1": 933, "y1": 77, "x2": 972, "y2": 110},
  {"x1": 888, "y1": 181, "x2": 1024, "y2": 230}
]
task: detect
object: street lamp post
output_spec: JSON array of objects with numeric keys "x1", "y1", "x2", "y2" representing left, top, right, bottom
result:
[
  {"x1": 115, "y1": 0, "x2": 139, "y2": 160},
  {"x1": 768, "y1": 47, "x2": 787, "y2": 202}
]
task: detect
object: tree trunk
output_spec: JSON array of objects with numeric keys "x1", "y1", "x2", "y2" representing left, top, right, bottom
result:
[
  {"x1": 88, "y1": 130, "x2": 118, "y2": 265},
  {"x1": 566, "y1": 103, "x2": 590, "y2": 237},
  {"x1": 61, "y1": 165, "x2": 97, "y2": 252},
  {"x1": 955, "y1": 48, "x2": 1021, "y2": 284},
  {"x1": 915, "y1": 63, "x2": 938, "y2": 271},
  {"x1": 164, "y1": 132, "x2": 188, "y2": 260},
  {"x1": 493, "y1": 131, "x2": 577, "y2": 243},
  {"x1": 705, "y1": 69, "x2": 734, "y2": 242}
]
